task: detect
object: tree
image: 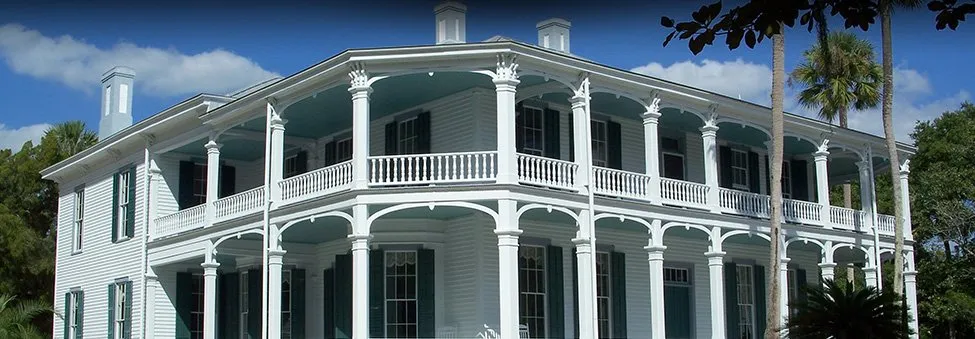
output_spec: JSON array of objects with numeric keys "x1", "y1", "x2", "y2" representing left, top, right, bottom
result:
[
  {"x1": 40, "y1": 121, "x2": 97, "y2": 164},
  {"x1": 789, "y1": 30, "x2": 882, "y2": 208},
  {"x1": 0, "y1": 294, "x2": 52, "y2": 339},
  {"x1": 764, "y1": 29, "x2": 787, "y2": 339},
  {"x1": 786, "y1": 279, "x2": 912, "y2": 338}
]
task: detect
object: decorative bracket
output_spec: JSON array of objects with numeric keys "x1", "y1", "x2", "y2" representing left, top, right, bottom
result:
[
  {"x1": 348, "y1": 62, "x2": 369, "y2": 89},
  {"x1": 900, "y1": 158, "x2": 911, "y2": 173},
  {"x1": 571, "y1": 71, "x2": 590, "y2": 99},
  {"x1": 494, "y1": 53, "x2": 519, "y2": 82}
]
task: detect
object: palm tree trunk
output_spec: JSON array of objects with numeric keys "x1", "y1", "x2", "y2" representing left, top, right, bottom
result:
[
  {"x1": 766, "y1": 29, "x2": 785, "y2": 339},
  {"x1": 839, "y1": 106, "x2": 854, "y2": 209},
  {"x1": 881, "y1": 0, "x2": 906, "y2": 296}
]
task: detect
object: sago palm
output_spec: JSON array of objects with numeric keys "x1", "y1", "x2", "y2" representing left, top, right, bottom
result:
[
  {"x1": 0, "y1": 294, "x2": 52, "y2": 339},
  {"x1": 787, "y1": 279, "x2": 912, "y2": 338},
  {"x1": 790, "y1": 30, "x2": 881, "y2": 209}
]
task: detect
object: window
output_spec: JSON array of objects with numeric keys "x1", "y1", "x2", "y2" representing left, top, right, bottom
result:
[
  {"x1": 240, "y1": 271, "x2": 249, "y2": 339},
  {"x1": 398, "y1": 118, "x2": 419, "y2": 155},
  {"x1": 73, "y1": 189, "x2": 84, "y2": 252},
  {"x1": 336, "y1": 137, "x2": 353, "y2": 163},
  {"x1": 282, "y1": 270, "x2": 293, "y2": 339},
  {"x1": 787, "y1": 269, "x2": 798, "y2": 317},
  {"x1": 116, "y1": 170, "x2": 131, "y2": 239},
  {"x1": 518, "y1": 246, "x2": 546, "y2": 339},
  {"x1": 595, "y1": 252, "x2": 612, "y2": 339},
  {"x1": 113, "y1": 282, "x2": 128, "y2": 339},
  {"x1": 190, "y1": 274, "x2": 204, "y2": 339},
  {"x1": 284, "y1": 155, "x2": 300, "y2": 178},
  {"x1": 103, "y1": 86, "x2": 111, "y2": 116},
  {"x1": 731, "y1": 149, "x2": 749, "y2": 190},
  {"x1": 192, "y1": 163, "x2": 207, "y2": 206},
  {"x1": 736, "y1": 265, "x2": 755, "y2": 339},
  {"x1": 591, "y1": 120, "x2": 608, "y2": 167},
  {"x1": 781, "y1": 161, "x2": 792, "y2": 199},
  {"x1": 385, "y1": 251, "x2": 418, "y2": 338},
  {"x1": 664, "y1": 267, "x2": 690, "y2": 284},
  {"x1": 518, "y1": 107, "x2": 545, "y2": 156},
  {"x1": 661, "y1": 137, "x2": 685, "y2": 180},
  {"x1": 67, "y1": 290, "x2": 82, "y2": 339}
]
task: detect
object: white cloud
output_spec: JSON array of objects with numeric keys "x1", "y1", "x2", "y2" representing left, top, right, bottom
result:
[
  {"x1": 0, "y1": 123, "x2": 51, "y2": 151},
  {"x1": 0, "y1": 23, "x2": 281, "y2": 97},
  {"x1": 630, "y1": 59, "x2": 968, "y2": 143}
]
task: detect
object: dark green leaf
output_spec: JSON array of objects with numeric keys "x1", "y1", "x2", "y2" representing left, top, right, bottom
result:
[
  {"x1": 663, "y1": 31, "x2": 676, "y2": 46},
  {"x1": 929, "y1": 1, "x2": 947, "y2": 11},
  {"x1": 745, "y1": 30, "x2": 757, "y2": 48},
  {"x1": 661, "y1": 16, "x2": 675, "y2": 28}
]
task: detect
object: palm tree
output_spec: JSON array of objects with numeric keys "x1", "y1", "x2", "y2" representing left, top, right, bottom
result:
[
  {"x1": 40, "y1": 121, "x2": 98, "y2": 163},
  {"x1": 0, "y1": 294, "x2": 52, "y2": 339},
  {"x1": 786, "y1": 279, "x2": 912, "y2": 338},
  {"x1": 765, "y1": 28, "x2": 786, "y2": 339},
  {"x1": 789, "y1": 31, "x2": 882, "y2": 209}
]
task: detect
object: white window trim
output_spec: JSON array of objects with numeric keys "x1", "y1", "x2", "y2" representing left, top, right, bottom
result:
[
  {"x1": 736, "y1": 264, "x2": 756, "y2": 339},
  {"x1": 113, "y1": 282, "x2": 127, "y2": 339},
  {"x1": 116, "y1": 170, "x2": 130, "y2": 241},
  {"x1": 72, "y1": 189, "x2": 84, "y2": 253},
  {"x1": 398, "y1": 117, "x2": 420, "y2": 155},
  {"x1": 661, "y1": 151, "x2": 686, "y2": 180},
  {"x1": 591, "y1": 120, "x2": 608, "y2": 168},
  {"x1": 781, "y1": 161, "x2": 792, "y2": 199},
  {"x1": 282, "y1": 269, "x2": 293, "y2": 339},
  {"x1": 68, "y1": 290, "x2": 81, "y2": 339},
  {"x1": 192, "y1": 162, "x2": 207, "y2": 205},
  {"x1": 519, "y1": 105, "x2": 545, "y2": 156},
  {"x1": 730, "y1": 149, "x2": 750, "y2": 191},
  {"x1": 240, "y1": 271, "x2": 249, "y2": 339},
  {"x1": 595, "y1": 251, "x2": 612, "y2": 339},
  {"x1": 518, "y1": 245, "x2": 548, "y2": 339},
  {"x1": 336, "y1": 137, "x2": 353, "y2": 163},
  {"x1": 384, "y1": 250, "x2": 419, "y2": 338},
  {"x1": 284, "y1": 154, "x2": 300, "y2": 178}
]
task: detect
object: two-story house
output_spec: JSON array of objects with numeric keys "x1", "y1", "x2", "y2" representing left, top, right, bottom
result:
[{"x1": 43, "y1": 2, "x2": 920, "y2": 339}]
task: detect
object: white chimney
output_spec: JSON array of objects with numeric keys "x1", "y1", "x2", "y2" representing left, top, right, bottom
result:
[
  {"x1": 99, "y1": 66, "x2": 135, "y2": 140},
  {"x1": 434, "y1": 1, "x2": 466, "y2": 44},
  {"x1": 537, "y1": 18, "x2": 571, "y2": 53}
]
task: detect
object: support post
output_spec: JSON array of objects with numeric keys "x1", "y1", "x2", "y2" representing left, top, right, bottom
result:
[
  {"x1": 350, "y1": 204, "x2": 371, "y2": 339},
  {"x1": 646, "y1": 245, "x2": 667, "y2": 339},
  {"x1": 904, "y1": 250, "x2": 920, "y2": 339},
  {"x1": 899, "y1": 162, "x2": 913, "y2": 241},
  {"x1": 201, "y1": 262, "x2": 220, "y2": 339},
  {"x1": 814, "y1": 149, "x2": 830, "y2": 228},
  {"x1": 863, "y1": 266, "x2": 878, "y2": 288},
  {"x1": 701, "y1": 123, "x2": 721, "y2": 213},
  {"x1": 818, "y1": 262, "x2": 836, "y2": 286},
  {"x1": 204, "y1": 139, "x2": 221, "y2": 225},
  {"x1": 496, "y1": 199, "x2": 522, "y2": 339},
  {"x1": 266, "y1": 249, "x2": 285, "y2": 339},
  {"x1": 494, "y1": 54, "x2": 520, "y2": 185},
  {"x1": 571, "y1": 93, "x2": 591, "y2": 192},
  {"x1": 643, "y1": 99, "x2": 662, "y2": 204},
  {"x1": 147, "y1": 161, "x2": 162, "y2": 240},
  {"x1": 706, "y1": 251, "x2": 727, "y2": 339},
  {"x1": 857, "y1": 160, "x2": 876, "y2": 232},
  {"x1": 144, "y1": 269, "x2": 157, "y2": 339},
  {"x1": 268, "y1": 115, "x2": 287, "y2": 203},
  {"x1": 572, "y1": 210, "x2": 596, "y2": 338},
  {"x1": 779, "y1": 258, "x2": 791, "y2": 329},
  {"x1": 349, "y1": 65, "x2": 372, "y2": 189}
]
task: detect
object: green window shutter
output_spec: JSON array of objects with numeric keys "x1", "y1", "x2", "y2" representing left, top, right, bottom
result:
[
  {"x1": 111, "y1": 172, "x2": 119, "y2": 242},
  {"x1": 295, "y1": 151, "x2": 309, "y2": 176},
  {"x1": 219, "y1": 273, "x2": 240, "y2": 339},
  {"x1": 546, "y1": 245, "x2": 565, "y2": 338},
  {"x1": 369, "y1": 249, "x2": 385, "y2": 338},
  {"x1": 293, "y1": 269, "x2": 306, "y2": 339},
  {"x1": 335, "y1": 254, "x2": 353, "y2": 339},
  {"x1": 571, "y1": 248, "x2": 579, "y2": 339},
  {"x1": 748, "y1": 151, "x2": 761, "y2": 193},
  {"x1": 324, "y1": 141, "x2": 338, "y2": 166},
  {"x1": 796, "y1": 269, "x2": 808, "y2": 303},
  {"x1": 724, "y1": 262, "x2": 738, "y2": 339},
  {"x1": 567, "y1": 113, "x2": 575, "y2": 162},
  {"x1": 385, "y1": 122, "x2": 398, "y2": 156},
  {"x1": 515, "y1": 102, "x2": 525, "y2": 152},
  {"x1": 664, "y1": 284, "x2": 693, "y2": 339},
  {"x1": 719, "y1": 146, "x2": 733, "y2": 188},
  {"x1": 220, "y1": 165, "x2": 236, "y2": 198},
  {"x1": 124, "y1": 281, "x2": 133, "y2": 338},
  {"x1": 76, "y1": 291, "x2": 84, "y2": 339},
  {"x1": 323, "y1": 268, "x2": 335, "y2": 339},
  {"x1": 607, "y1": 120, "x2": 623, "y2": 169},
  {"x1": 417, "y1": 248, "x2": 436, "y2": 338},
  {"x1": 792, "y1": 159, "x2": 809, "y2": 201},
  {"x1": 764, "y1": 155, "x2": 771, "y2": 195},
  {"x1": 543, "y1": 108, "x2": 560, "y2": 159},
  {"x1": 754, "y1": 265, "x2": 767, "y2": 337},
  {"x1": 63, "y1": 293, "x2": 70, "y2": 339},
  {"x1": 107, "y1": 283, "x2": 116, "y2": 339},
  {"x1": 176, "y1": 273, "x2": 192, "y2": 339},
  {"x1": 247, "y1": 269, "x2": 262, "y2": 339},
  {"x1": 125, "y1": 167, "x2": 136, "y2": 238},
  {"x1": 417, "y1": 111, "x2": 432, "y2": 154},
  {"x1": 177, "y1": 161, "x2": 195, "y2": 209},
  {"x1": 611, "y1": 251, "x2": 627, "y2": 339}
]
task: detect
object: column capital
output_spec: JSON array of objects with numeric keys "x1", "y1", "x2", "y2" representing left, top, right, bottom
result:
[
  {"x1": 201, "y1": 262, "x2": 220, "y2": 271},
  {"x1": 705, "y1": 251, "x2": 726, "y2": 266},
  {"x1": 148, "y1": 166, "x2": 163, "y2": 177},
  {"x1": 861, "y1": 266, "x2": 877, "y2": 273},
  {"x1": 268, "y1": 248, "x2": 287, "y2": 258},
  {"x1": 856, "y1": 160, "x2": 871, "y2": 171},
  {"x1": 348, "y1": 63, "x2": 371, "y2": 93},
  {"x1": 699, "y1": 124, "x2": 719, "y2": 135},
  {"x1": 495, "y1": 229, "x2": 524, "y2": 237},
  {"x1": 571, "y1": 237, "x2": 592, "y2": 247},
  {"x1": 270, "y1": 115, "x2": 288, "y2": 130},
  {"x1": 205, "y1": 140, "x2": 222, "y2": 152},
  {"x1": 645, "y1": 245, "x2": 666, "y2": 261},
  {"x1": 644, "y1": 244, "x2": 667, "y2": 253},
  {"x1": 348, "y1": 234, "x2": 372, "y2": 250},
  {"x1": 818, "y1": 262, "x2": 837, "y2": 269},
  {"x1": 642, "y1": 110, "x2": 662, "y2": 124},
  {"x1": 780, "y1": 257, "x2": 791, "y2": 264},
  {"x1": 493, "y1": 52, "x2": 520, "y2": 86},
  {"x1": 570, "y1": 93, "x2": 588, "y2": 107},
  {"x1": 814, "y1": 149, "x2": 829, "y2": 160},
  {"x1": 145, "y1": 272, "x2": 159, "y2": 281}
]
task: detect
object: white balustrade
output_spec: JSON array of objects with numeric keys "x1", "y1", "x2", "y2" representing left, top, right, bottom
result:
[
  {"x1": 153, "y1": 204, "x2": 206, "y2": 239},
  {"x1": 214, "y1": 186, "x2": 265, "y2": 221},
  {"x1": 370, "y1": 151, "x2": 497, "y2": 186},
  {"x1": 592, "y1": 166, "x2": 650, "y2": 200},
  {"x1": 516, "y1": 153, "x2": 578, "y2": 190},
  {"x1": 660, "y1": 178, "x2": 709, "y2": 209},
  {"x1": 280, "y1": 160, "x2": 353, "y2": 201},
  {"x1": 830, "y1": 206, "x2": 867, "y2": 231},
  {"x1": 718, "y1": 188, "x2": 770, "y2": 217},
  {"x1": 877, "y1": 214, "x2": 896, "y2": 235},
  {"x1": 783, "y1": 198, "x2": 823, "y2": 225}
]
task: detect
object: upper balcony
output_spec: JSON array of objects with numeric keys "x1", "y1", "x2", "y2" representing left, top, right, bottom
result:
[{"x1": 147, "y1": 56, "x2": 902, "y2": 242}]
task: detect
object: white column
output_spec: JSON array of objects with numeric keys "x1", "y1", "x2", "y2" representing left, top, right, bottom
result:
[
  {"x1": 266, "y1": 249, "x2": 286, "y2": 339},
  {"x1": 643, "y1": 101, "x2": 662, "y2": 205},
  {"x1": 706, "y1": 251, "x2": 727, "y2": 339},
  {"x1": 899, "y1": 164, "x2": 913, "y2": 241},
  {"x1": 349, "y1": 66, "x2": 372, "y2": 190},
  {"x1": 494, "y1": 55, "x2": 520, "y2": 185},
  {"x1": 818, "y1": 262, "x2": 836, "y2": 285},
  {"x1": 863, "y1": 266, "x2": 878, "y2": 288},
  {"x1": 646, "y1": 245, "x2": 667, "y2": 339},
  {"x1": 779, "y1": 258, "x2": 791, "y2": 329},
  {"x1": 571, "y1": 94, "x2": 590, "y2": 192},
  {"x1": 814, "y1": 150, "x2": 831, "y2": 228},
  {"x1": 496, "y1": 199, "x2": 522, "y2": 339},
  {"x1": 268, "y1": 115, "x2": 287, "y2": 203},
  {"x1": 145, "y1": 270, "x2": 158, "y2": 339},
  {"x1": 857, "y1": 160, "x2": 876, "y2": 231},
  {"x1": 201, "y1": 262, "x2": 220, "y2": 339},
  {"x1": 204, "y1": 139, "x2": 221, "y2": 225},
  {"x1": 572, "y1": 210, "x2": 596, "y2": 338},
  {"x1": 350, "y1": 203, "x2": 371, "y2": 339},
  {"x1": 905, "y1": 270, "x2": 919, "y2": 339},
  {"x1": 147, "y1": 162, "x2": 162, "y2": 240},
  {"x1": 701, "y1": 124, "x2": 721, "y2": 213}
]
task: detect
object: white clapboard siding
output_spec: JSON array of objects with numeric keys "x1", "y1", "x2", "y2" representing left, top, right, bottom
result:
[{"x1": 53, "y1": 152, "x2": 146, "y2": 339}]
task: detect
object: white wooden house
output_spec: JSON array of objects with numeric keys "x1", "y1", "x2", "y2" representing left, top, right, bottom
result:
[{"x1": 43, "y1": 2, "x2": 920, "y2": 339}]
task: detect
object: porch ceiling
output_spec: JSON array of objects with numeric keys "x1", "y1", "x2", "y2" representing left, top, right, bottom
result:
[{"x1": 171, "y1": 136, "x2": 266, "y2": 162}]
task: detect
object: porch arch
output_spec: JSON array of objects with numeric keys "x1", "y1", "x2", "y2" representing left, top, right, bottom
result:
[
  {"x1": 368, "y1": 201, "x2": 499, "y2": 231},
  {"x1": 278, "y1": 210, "x2": 355, "y2": 237},
  {"x1": 517, "y1": 203, "x2": 579, "y2": 223}
]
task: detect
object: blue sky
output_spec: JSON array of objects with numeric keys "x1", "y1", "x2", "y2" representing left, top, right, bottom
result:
[{"x1": 0, "y1": 0, "x2": 972, "y2": 150}]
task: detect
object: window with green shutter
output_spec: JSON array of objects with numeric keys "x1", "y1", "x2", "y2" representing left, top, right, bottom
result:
[
  {"x1": 111, "y1": 166, "x2": 136, "y2": 243},
  {"x1": 63, "y1": 290, "x2": 83, "y2": 339},
  {"x1": 518, "y1": 245, "x2": 548, "y2": 339},
  {"x1": 108, "y1": 280, "x2": 132, "y2": 339}
]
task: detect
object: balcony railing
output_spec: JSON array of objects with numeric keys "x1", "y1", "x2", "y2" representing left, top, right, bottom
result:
[
  {"x1": 517, "y1": 153, "x2": 577, "y2": 191},
  {"x1": 719, "y1": 188, "x2": 770, "y2": 218},
  {"x1": 783, "y1": 199, "x2": 823, "y2": 225},
  {"x1": 153, "y1": 204, "x2": 206, "y2": 239},
  {"x1": 661, "y1": 177, "x2": 709, "y2": 209},
  {"x1": 592, "y1": 167, "x2": 650, "y2": 200},
  {"x1": 281, "y1": 160, "x2": 353, "y2": 202},
  {"x1": 370, "y1": 151, "x2": 497, "y2": 186},
  {"x1": 878, "y1": 214, "x2": 896, "y2": 234},
  {"x1": 830, "y1": 206, "x2": 868, "y2": 231},
  {"x1": 214, "y1": 186, "x2": 265, "y2": 221}
]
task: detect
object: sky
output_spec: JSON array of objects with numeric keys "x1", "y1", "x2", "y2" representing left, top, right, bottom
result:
[{"x1": 0, "y1": 0, "x2": 972, "y2": 151}]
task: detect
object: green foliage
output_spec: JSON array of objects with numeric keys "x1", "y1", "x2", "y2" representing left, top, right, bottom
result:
[
  {"x1": 0, "y1": 294, "x2": 53, "y2": 339},
  {"x1": 787, "y1": 279, "x2": 912, "y2": 338}
]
